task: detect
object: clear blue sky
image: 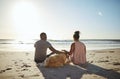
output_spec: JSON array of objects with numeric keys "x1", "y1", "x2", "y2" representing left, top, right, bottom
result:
[{"x1": 0, "y1": 0, "x2": 120, "y2": 39}]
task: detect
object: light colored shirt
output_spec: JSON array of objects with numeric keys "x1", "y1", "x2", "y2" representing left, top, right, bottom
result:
[
  {"x1": 71, "y1": 41, "x2": 86, "y2": 65},
  {"x1": 34, "y1": 40, "x2": 52, "y2": 62}
]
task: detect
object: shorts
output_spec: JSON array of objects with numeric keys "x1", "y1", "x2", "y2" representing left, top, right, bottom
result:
[{"x1": 34, "y1": 59, "x2": 45, "y2": 64}]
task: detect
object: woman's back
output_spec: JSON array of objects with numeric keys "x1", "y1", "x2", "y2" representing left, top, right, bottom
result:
[{"x1": 72, "y1": 41, "x2": 86, "y2": 65}]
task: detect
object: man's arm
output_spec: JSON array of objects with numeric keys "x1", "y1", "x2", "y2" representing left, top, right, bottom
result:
[{"x1": 49, "y1": 46, "x2": 64, "y2": 54}]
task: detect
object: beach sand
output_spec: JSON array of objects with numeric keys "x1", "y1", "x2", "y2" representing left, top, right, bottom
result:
[{"x1": 0, "y1": 48, "x2": 120, "y2": 79}]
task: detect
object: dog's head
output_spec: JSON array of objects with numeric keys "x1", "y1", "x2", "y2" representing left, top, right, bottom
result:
[{"x1": 61, "y1": 50, "x2": 69, "y2": 58}]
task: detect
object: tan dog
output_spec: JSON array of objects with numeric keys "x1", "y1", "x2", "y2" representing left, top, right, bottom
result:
[{"x1": 44, "y1": 52, "x2": 70, "y2": 68}]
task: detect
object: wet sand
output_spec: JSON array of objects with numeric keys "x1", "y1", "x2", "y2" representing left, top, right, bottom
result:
[{"x1": 0, "y1": 48, "x2": 120, "y2": 79}]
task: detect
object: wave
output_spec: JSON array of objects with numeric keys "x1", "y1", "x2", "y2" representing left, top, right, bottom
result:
[
  {"x1": 0, "y1": 39, "x2": 120, "y2": 51},
  {"x1": 0, "y1": 39, "x2": 120, "y2": 44}
]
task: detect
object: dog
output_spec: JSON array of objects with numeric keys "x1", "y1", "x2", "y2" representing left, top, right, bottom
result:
[{"x1": 44, "y1": 51, "x2": 70, "y2": 68}]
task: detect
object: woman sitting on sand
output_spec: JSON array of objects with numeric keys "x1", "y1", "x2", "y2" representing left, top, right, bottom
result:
[{"x1": 65, "y1": 31, "x2": 86, "y2": 65}]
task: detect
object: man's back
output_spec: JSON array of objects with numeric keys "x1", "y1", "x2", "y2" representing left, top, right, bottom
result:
[{"x1": 34, "y1": 40, "x2": 51, "y2": 63}]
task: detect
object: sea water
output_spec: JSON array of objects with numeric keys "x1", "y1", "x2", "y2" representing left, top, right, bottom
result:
[{"x1": 0, "y1": 39, "x2": 120, "y2": 52}]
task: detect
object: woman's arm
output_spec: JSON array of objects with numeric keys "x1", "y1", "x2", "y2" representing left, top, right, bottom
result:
[
  {"x1": 69, "y1": 43, "x2": 75, "y2": 55},
  {"x1": 84, "y1": 44, "x2": 86, "y2": 54},
  {"x1": 62, "y1": 43, "x2": 75, "y2": 55}
]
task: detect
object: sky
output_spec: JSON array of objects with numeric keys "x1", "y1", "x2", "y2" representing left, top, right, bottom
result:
[{"x1": 0, "y1": 0, "x2": 120, "y2": 40}]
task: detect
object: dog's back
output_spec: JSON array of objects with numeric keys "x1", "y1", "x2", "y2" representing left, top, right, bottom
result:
[{"x1": 45, "y1": 53, "x2": 68, "y2": 68}]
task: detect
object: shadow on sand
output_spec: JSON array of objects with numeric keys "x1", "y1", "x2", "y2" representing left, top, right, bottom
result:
[{"x1": 37, "y1": 63, "x2": 120, "y2": 79}]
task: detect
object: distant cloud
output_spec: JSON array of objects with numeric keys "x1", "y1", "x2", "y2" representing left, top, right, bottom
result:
[{"x1": 98, "y1": 11, "x2": 103, "y2": 16}]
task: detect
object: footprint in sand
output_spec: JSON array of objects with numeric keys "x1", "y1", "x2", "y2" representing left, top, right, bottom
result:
[
  {"x1": 6, "y1": 68, "x2": 12, "y2": 70},
  {"x1": 88, "y1": 61, "x2": 93, "y2": 63},
  {"x1": 21, "y1": 68, "x2": 29, "y2": 71},
  {"x1": 106, "y1": 56, "x2": 109, "y2": 59},
  {"x1": 21, "y1": 63, "x2": 31, "y2": 68},
  {"x1": 98, "y1": 60, "x2": 109, "y2": 63},
  {"x1": 109, "y1": 51, "x2": 114, "y2": 53},
  {"x1": 0, "y1": 68, "x2": 12, "y2": 73},
  {"x1": 113, "y1": 62, "x2": 120, "y2": 65},
  {"x1": 19, "y1": 74, "x2": 24, "y2": 78},
  {"x1": 0, "y1": 70, "x2": 6, "y2": 73},
  {"x1": 26, "y1": 52, "x2": 29, "y2": 56}
]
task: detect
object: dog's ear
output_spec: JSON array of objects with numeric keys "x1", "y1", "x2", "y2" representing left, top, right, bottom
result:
[
  {"x1": 61, "y1": 50, "x2": 70, "y2": 58},
  {"x1": 62, "y1": 50, "x2": 67, "y2": 52},
  {"x1": 62, "y1": 50, "x2": 68, "y2": 54},
  {"x1": 66, "y1": 53, "x2": 69, "y2": 58}
]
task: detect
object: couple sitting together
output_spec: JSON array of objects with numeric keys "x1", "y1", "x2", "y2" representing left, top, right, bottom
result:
[{"x1": 34, "y1": 31, "x2": 86, "y2": 67}]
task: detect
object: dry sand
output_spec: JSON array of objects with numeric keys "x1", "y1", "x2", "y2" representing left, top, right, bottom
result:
[{"x1": 0, "y1": 48, "x2": 120, "y2": 79}]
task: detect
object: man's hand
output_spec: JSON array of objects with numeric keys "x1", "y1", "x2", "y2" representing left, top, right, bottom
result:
[{"x1": 62, "y1": 50, "x2": 69, "y2": 53}]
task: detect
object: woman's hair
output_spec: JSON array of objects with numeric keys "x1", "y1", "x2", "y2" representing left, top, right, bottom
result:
[{"x1": 73, "y1": 31, "x2": 80, "y2": 40}]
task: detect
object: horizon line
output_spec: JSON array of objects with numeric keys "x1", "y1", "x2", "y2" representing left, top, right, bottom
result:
[{"x1": 0, "y1": 38, "x2": 120, "y2": 41}]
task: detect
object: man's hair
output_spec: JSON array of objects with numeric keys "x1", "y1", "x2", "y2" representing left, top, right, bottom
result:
[{"x1": 40, "y1": 32, "x2": 46, "y2": 38}]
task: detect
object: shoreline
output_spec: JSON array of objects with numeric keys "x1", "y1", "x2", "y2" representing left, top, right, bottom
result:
[{"x1": 0, "y1": 48, "x2": 120, "y2": 79}]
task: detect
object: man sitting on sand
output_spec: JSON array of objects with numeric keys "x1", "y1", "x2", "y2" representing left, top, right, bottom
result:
[{"x1": 34, "y1": 32, "x2": 64, "y2": 64}]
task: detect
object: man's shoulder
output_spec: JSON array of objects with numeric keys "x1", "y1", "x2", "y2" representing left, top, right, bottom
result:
[
  {"x1": 46, "y1": 40, "x2": 50, "y2": 43},
  {"x1": 46, "y1": 41, "x2": 51, "y2": 45},
  {"x1": 35, "y1": 40, "x2": 41, "y2": 43},
  {"x1": 35, "y1": 40, "x2": 51, "y2": 45},
  {"x1": 39, "y1": 40, "x2": 51, "y2": 44}
]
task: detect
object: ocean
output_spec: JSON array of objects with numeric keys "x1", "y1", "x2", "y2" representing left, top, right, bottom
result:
[{"x1": 0, "y1": 39, "x2": 120, "y2": 52}]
